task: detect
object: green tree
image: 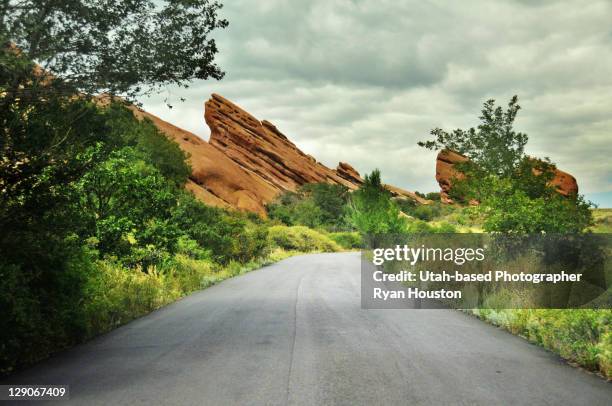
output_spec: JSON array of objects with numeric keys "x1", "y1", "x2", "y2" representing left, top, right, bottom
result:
[
  {"x1": 419, "y1": 96, "x2": 527, "y2": 178},
  {"x1": 303, "y1": 183, "x2": 350, "y2": 228},
  {"x1": 349, "y1": 169, "x2": 406, "y2": 246},
  {"x1": 171, "y1": 193, "x2": 268, "y2": 264},
  {"x1": 103, "y1": 104, "x2": 191, "y2": 186},
  {"x1": 418, "y1": 96, "x2": 592, "y2": 233},
  {"x1": 266, "y1": 183, "x2": 351, "y2": 231},
  {"x1": 78, "y1": 148, "x2": 180, "y2": 266},
  {"x1": 1, "y1": 0, "x2": 228, "y2": 102},
  {"x1": 0, "y1": 0, "x2": 229, "y2": 374}
]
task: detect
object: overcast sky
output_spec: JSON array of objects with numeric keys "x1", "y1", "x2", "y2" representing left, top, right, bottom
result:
[{"x1": 142, "y1": 0, "x2": 612, "y2": 207}]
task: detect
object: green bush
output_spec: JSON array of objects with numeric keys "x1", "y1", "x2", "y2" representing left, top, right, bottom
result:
[
  {"x1": 411, "y1": 205, "x2": 439, "y2": 221},
  {"x1": 267, "y1": 225, "x2": 341, "y2": 252},
  {"x1": 480, "y1": 178, "x2": 593, "y2": 233},
  {"x1": 266, "y1": 183, "x2": 351, "y2": 231},
  {"x1": 171, "y1": 193, "x2": 268, "y2": 264},
  {"x1": 103, "y1": 104, "x2": 191, "y2": 187},
  {"x1": 425, "y1": 192, "x2": 441, "y2": 201},
  {"x1": 328, "y1": 232, "x2": 363, "y2": 249},
  {"x1": 350, "y1": 170, "x2": 406, "y2": 247},
  {"x1": 82, "y1": 256, "x2": 218, "y2": 337},
  {"x1": 395, "y1": 198, "x2": 418, "y2": 213},
  {"x1": 396, "y1": 200, "x2": 454, "y2": 222},
  {"x1": 405, "y1": 219, "x2": 457, "y2": 233},
  {"x1": 0, "y1": 248, "x2": 95, "y2": 375}
]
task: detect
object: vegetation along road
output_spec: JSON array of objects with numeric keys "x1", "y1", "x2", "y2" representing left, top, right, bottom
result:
[{"x1": 3, "y1": 252, "x2": 611, "y2": 405}]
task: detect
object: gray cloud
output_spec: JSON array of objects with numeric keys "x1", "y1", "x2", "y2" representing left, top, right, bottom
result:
[{"x1": 142, "y1": 0, "x2": 612, "y2": 206}]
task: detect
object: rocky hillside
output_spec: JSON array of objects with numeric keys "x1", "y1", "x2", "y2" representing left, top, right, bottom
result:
[{"x1": 132, "y1": 94, "x2": 426, "y2": 215}]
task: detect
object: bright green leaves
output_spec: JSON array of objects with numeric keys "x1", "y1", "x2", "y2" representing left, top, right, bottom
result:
[
  {"x1": 418, "y1": 96, "x2": 593, "y2": 233},
  {"x1": 349, "y1": 170, "x2": 406, "y2": 245}
]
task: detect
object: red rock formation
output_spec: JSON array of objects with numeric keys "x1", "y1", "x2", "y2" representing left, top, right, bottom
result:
[
  {"x1": 205, "y1": 94, "x2": 425, "y2": 204},
  {"x1": 436, "y1": 149, "x2": 469, "y2": 204},
  {"x1": 127, "y1": 93, "x2": 426, "y2": 215},
  {"x1": 548, "y1": 168, "x2": 578, "y2": 197},
  {"x1": 205, "y1": 94, "x2": 358, "y2": 192},
  {"x1": 435, "y1": 149, "x2": 578, "y2": 203},
  {"x1": 335, "y1": 162, "x2": 363, "y2": 185},
  {"x1": 130, "y1": 106, "x2": 277, "y2": 216}
]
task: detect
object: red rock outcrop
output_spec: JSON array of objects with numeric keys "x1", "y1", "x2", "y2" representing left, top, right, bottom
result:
[
  {"x1": 335, "y1": 162, "x2": 363, "y2": 185},
  {"x1": 130, "y1": 106, "x2": 278, "y2": 216},
  {"x1": 436, "y1": 150, "x2": 470, "y2": 204},
  {"x1": 548, "y1": 167, "x2": 578, "y2": 197},
  {"x1": 205, "y1": 94, "x2": 359, "y2": 192},
  {"x1": 385, "y1": 184, "x2": 431, "y2": 205},
  {"x1": 127, "y1": 93, "x2": 425, "y2": 215},
  {"x1": 435, "y1": 149, "x2": 578, "y2": 203}
]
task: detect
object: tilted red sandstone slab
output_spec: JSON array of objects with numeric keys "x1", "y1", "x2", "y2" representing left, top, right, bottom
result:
[
  {"x1": 128, "y1": 93, "x2": 425, "y2": 215},
  {"x1": 435, "y1": 149, "x2": 578, "y2": 203},
  {"x1": 205, "y1": 93, "x2": 359, "y2": 192},
  {"x1": 130, "y1": 106, "x2": 277, "y2": 216},
  {"x1": 204, "y1": 93, "x2": 426, "y2": 202},
  {"x1": 436, "y1": 149, "x2": 470, "y2": 204}
]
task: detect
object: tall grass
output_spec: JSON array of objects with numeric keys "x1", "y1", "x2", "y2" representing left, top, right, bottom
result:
[
  {"x1": 471, "y1": 308, "x2": 611, "y2": 378},
  {"x1": 82, "y1": 250, "x2": 299, "y2": 339}
]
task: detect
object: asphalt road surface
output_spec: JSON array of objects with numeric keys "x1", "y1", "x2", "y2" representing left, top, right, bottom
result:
[{"x1": 3, "y1": 252, "x2": 611, "y2": 405}]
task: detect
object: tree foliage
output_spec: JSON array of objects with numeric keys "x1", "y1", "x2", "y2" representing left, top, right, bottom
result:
[
  {"x1": 419, "y1": 96, "x2": 593, "y2": 233},
  {"x1": 266, "y1": 183, "x2": 351, "y2": 231},
  {"x1": 78, "y1": 148, "x2": 180, "y2": 265},
  {"x1": 1, "y1": 0, "x2": 228, "y2": 101},
  {"x1": 419, "y1": 96, "x2": 527, "y2": 178},
  {"x1": 0, "y1": 1, "x2": 237, "y2": 375},
  {"x1": 349, "y1": 169, "x2": 406, "y2": 246},
  {"x1": 477, "y1": 177, "x2": 593, "y2": 233}
]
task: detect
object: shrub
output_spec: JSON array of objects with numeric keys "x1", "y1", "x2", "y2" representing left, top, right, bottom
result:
[
  {"x1": 267, "y1": 225, "x2": 341, "y2": 252},
  {"x1": 411, "y1": 205, "x2": 439, "y2": 221},
  {"x1": 0, "y1": 248, "x2": 95, "y2": 375},
  {"x1": 405, "y1": 220, "x2": 457, "y2": 233},
  {"x1": 171, "y1": 193, "x2": 268, "y2": 264},
  {"x1": 350, "y1": 170, "x2": 406, "y2": 247},
  {"x1": 395, "y1": 198, "x2": 418, "y2": 213},
  {"x1": 266, "y1": 183, "x2": 351, "y2": 231},
  {"x1": 103, "y1": 104, "x2": 191, "y2": 186},
  {"x1": 328, "y1": 232, "x2": 363, "y2": 249},
  {"x1": 480, "y1": 179, "x2": 593, "y2": 233},
  {"x1": 176, "y1": 236, "x2": 211, "y2": 260},
  {"x1": 425, "y1": 192, "x2": 441, "y2": 201},
  {"x1": 83, "y1": 256, "x2": 217, "y2": 337}
]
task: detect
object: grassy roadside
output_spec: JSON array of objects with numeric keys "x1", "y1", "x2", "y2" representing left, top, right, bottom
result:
[
  {"x1": 83, "y1": 227, "x2": 361, "y2": 334},
  {"x1": 82, "y1": 248, "x2": 299, "y2": 339},
  {"x1": 2, "y1": 249, "x2": 301, "y2": 377},
  {"x1": 465, "y1": 208, "x2": 611, "y2": 379},
  {"x1": 389, "y1": 206, "x2": 612, "y2": 379},
  {"x1": 467, "y1": 309, "x2": 611, "y2": 379}
]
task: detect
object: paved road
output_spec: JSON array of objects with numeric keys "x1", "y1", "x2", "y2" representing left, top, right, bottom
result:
[{"x1": 3, "y1": 252, "x2": 611, "y2": 405}]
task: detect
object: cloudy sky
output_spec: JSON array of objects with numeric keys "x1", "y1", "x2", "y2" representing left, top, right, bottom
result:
[{"x1": 142, "y1": 0, "x2": 612, "y2": 207}]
